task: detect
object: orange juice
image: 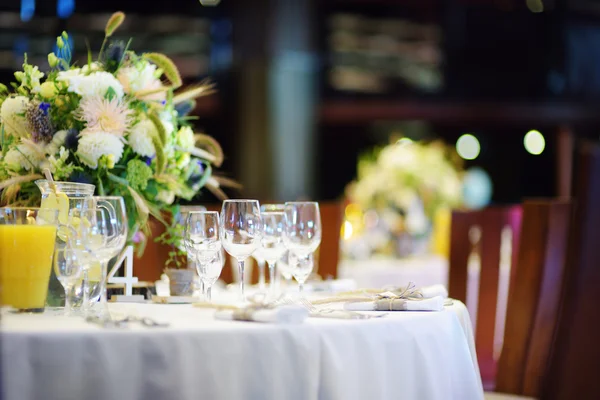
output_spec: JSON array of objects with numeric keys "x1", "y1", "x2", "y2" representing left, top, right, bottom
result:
[{"x1": 0, "y1": 225, "x2": 57, "y2": 311}]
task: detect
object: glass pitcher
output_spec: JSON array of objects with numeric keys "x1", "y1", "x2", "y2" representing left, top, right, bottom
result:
[{"x1": 35, "y1": 180, "x2": 95, "y2": 307}]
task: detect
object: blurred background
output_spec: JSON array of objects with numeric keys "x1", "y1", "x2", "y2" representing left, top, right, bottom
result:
[
  {"x1": 6, "y1": 0, "x2": 600, "y2": 266},
  {"x1": 3, "y1": 0, "x2": 599, "y2": 205}
]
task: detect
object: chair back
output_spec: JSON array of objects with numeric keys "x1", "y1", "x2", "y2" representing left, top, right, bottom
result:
[
  {"x1": 448, "y1": 205, "x2": 523, "y2": 388},
  {"x1": 315, "y1": 201, "x2": 344, "y2": 279},
  {"x1": 542, "y1": 143, "x2": 600, "y2": 400},
  {"x1": 495, "y1": 200, "x2": 571, "y2": 397}
]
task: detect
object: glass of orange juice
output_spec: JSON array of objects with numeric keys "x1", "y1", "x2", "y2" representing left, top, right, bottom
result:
[{"x1": 0, "y1": 207, "x2": 60, "y2": 313}]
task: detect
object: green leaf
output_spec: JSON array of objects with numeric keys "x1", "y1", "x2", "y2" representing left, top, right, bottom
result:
[
  {"x1": 85, "y1": 38, "x2": 93, "y2": 70},
  {"x1": 107, "y1": 172, "x2": 129, "y2": 186},
  {"x1": 105, "y1": 86, "x2": 117, "y2": 101}
]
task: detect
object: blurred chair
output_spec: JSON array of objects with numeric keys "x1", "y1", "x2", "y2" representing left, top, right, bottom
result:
[
  {"x1": 449, "y1": 206, "x2": 523, "y2": 389},
  {"x1": 541, "y1": 143, "x2": 600, "y2": 400},
  {"x1": 314, "y1": 201, "x2": 344, "y2": 280},
  {"x1": 494, "y1": 200, "x2": 571, "y2": 398}
]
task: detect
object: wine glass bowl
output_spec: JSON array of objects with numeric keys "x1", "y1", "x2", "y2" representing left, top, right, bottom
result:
[
  {"x1": 53, "y1": 247, "x2": 83, "y2": 316},
  {"x1": 283, "y1": 202, "x2": 322, "y2": 257},
  {"x1": 185, "y1": 211, "x2": 224, "y2": 302},
  {"x1": 220, "y1": 200, "x2": 262, "y2": 301},
  {"x1": 261, "y1": 209, "x2": 286, "y2": 297},
  {"x1": 283, "y1": 202, "x2": 322, "y2": 294}
]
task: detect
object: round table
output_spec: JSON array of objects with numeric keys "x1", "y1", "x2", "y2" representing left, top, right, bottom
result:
[{"x1": 1, "y1": 300, "x2": 483, "y2": 400}]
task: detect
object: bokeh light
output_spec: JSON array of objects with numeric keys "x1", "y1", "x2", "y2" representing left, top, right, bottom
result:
[
  {"x1": 342, "y1": 220, "x2": 354, "y2": 240},
  {"x1": 456, "y1": 134, "x2": 480, "y2": 160},
  {"x1": 524, "y1": 130, "x2": 545, "y2": 155},
  {"x1": 462, "y1": 167, "x2": 493, "y2": 209}
]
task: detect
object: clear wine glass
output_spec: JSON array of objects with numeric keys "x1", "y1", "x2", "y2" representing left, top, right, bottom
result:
[
  {"x1": 288, "y1": 251, "x2": 314, "y2": 294},
  {"x1": 68, "y1": 208, "x2": 115, "y2": 317},
  {"x1": 277, "y1": 251, "x2": 294, "y2": 287},
  {"x1": 199, "y1": 248, "x2": 225, "y2": 302},
  {"x1": 53, "y1": 247, "x2": 83, "y2": 316},
  {"x1": 184, "y1": 211, "x2": 222, "y2": 302},
  {"x1": 261, "y1": 209, "x2": 286, "y2": 298},
  {"x1": 283, "y1": 201, "x2": 322, "y2": 294},
  {"x1": 82, "y1": 196, "x2": 128, "y2": 307},
  {"x1": 220, "y1": 200, "x2": 262, "y2": 302}
]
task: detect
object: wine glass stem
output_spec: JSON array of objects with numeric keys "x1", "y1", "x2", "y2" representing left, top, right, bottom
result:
[
  {"x1": 258, "y1": 261, "x2": 266, "y2": 291},
  {"x1": 268, "y1": 261, "x2": 276, "y2": 295},
  {"x1": 64, "y1": 284, "x2": 73, "y2": 316},
  {"x1": 82, "y1": 269, "x2": 90, "y2": 316},
  {"x1": 100, "y1": 260, "x2": 108, "y2": 304},
  {"x1": 238, "y1": 259, "x2": 245, "y2": 301},
  {"x1": 299, "y1": 282, "x2": 304, "y2": 294},
  {"x1": 206, "y1": 286, "x2": 212, "y2": 302}
]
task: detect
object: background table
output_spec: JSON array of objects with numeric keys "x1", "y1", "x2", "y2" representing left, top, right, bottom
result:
[
  {"x1": 2, "y1": 300, "x2": 483, "y2": 400},
  {"x1": 338, "y1": 255, "x2": 449, "y2": 289}
]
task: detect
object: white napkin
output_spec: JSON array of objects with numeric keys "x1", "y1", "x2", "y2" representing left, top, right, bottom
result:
[
  {"x1": 343, "y1": 296, "x2": 445, "y2": 312},
  {"x1": 214, "y1": 305, "x2": 308, "y2": 324},
  {"x1": 420, "y1": 284, "x2": 448, "y2": 299}
]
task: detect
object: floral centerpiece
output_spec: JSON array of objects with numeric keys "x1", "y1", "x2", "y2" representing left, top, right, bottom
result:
[
  {"x1": 0, "y1": 12, "x2": 233, "y2": 260},
  {"x1": 344, "y1": 139, "x2": 463, "y2": 259}
]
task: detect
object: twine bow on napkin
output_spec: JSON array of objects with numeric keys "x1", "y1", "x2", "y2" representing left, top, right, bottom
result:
[
  {"x1": 195, "y1": 294, "x2": 309, "y2": 324},
  {"x1": 311, "y1": 283, "x2": 448, "y2": 312}
]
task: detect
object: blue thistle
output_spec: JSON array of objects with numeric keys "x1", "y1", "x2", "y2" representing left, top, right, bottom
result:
[
  {"x1": 102, "y1": 40, "x2": 126, "y2": 73},
  {"x1": 26, "y1": 101, "x2": 53, "y2": 143},
  {"x1": 64, "y1": 128, "x2": 79, "y2": 150},
  {"x1": 175, "y1": 100, "x2": 195, "y2": 117},
  {"x1": 187, "y1": 160, "x2": 206, "y2": 186},
  {"x1": 143, "y1": 156, "x2": 154, "y2": 166},
  {"x1": 39, "y1": 102, "x2": 51, "y2": 115},
  {"x1": 69, "y1": 171, "x2": 94, "y2": 185}
]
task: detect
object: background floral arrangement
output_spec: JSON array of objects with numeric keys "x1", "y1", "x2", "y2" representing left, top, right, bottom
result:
[
  {"x1": 344, "y1": 139, "x2": 464, "y2": 258},
  {"x1": 0, "y1": 12, "x2": 234, "y2": 256}
]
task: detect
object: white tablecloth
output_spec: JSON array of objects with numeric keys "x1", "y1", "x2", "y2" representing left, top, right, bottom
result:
[
  {"x1": 1, "y1": 301, "x2": 482, "y2": 400},
  {"x1": 338, "y1": 255, "x2": 449, "y2": 289}
]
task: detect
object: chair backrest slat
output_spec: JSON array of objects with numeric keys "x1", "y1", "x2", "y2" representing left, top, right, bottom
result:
[
  {"x1": 495, "y1": 200, "x2": 571, "y2": 397},
  {"x1": 449, "y1": 205, "x2": 523, "y2": 388}
]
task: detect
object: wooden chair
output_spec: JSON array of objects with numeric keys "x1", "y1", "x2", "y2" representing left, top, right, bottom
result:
[
  {"x1": 314, "y1": 201, "x2": 344, "y2": 279},
  {"x1": 541, "y1": 143, "x2": 600, "y2": 400},
  {"x1": 495, "y1": 200, "x2": 571, "y2": 398},
  {"x1": 449, "y1": 205, "x2": 523, "y2": 389}
]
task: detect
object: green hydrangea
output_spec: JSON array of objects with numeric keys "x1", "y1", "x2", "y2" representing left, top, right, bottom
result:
[{"x1": 126, "y1": 159, "x2": 153, "y2": 191}]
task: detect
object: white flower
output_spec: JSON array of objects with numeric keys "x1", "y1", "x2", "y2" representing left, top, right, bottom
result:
[
  {"x1": 4, "y1": 144, "x2": 43, "y2": 171},
  {"x1": 156, "y1": 190, "x2": 175, "y2": 205},
  {"x1": 57, "y1": 68, "x2": 82, "y2": 81},
  {"x1": 0, "y1": 96, "x2": 30, "y2": 138},
  {"x1": 77, "y1": 95, "x2": 132, "y2": 136},
  {"x1": 176, "y1": 126, "x2": 195, "y2": 149},
  {"x1": 128, "y1": 119, "x2": 156, "y2": 157},
  {"x1": 76, "y1": 131, "x2": 124, "y2": 169},
  {"x1": 159, "y1": 109, "x2": 175, "y2": 135},
  {"x1": 62, "y1": 71, "x2": 124, "y2": 99},
  {"x1": 45, "y1": 130, "x2": 68, "y2": 155},
  {"x1": 81, "y1": 62, "x2": 102, "y2": 74},
  {"x1": 117, "y1": 62, "x2": 166, "y2": 101}
]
